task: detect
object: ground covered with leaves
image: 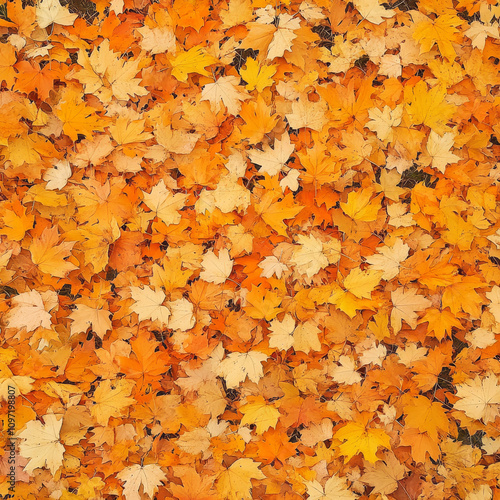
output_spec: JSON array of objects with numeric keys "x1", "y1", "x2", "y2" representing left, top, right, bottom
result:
[{"x1": 1, "y1": 0, "x2": 500, "y2": 498}]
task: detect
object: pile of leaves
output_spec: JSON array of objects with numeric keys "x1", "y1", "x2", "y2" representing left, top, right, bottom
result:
[{"x1": 1, "y1": 0, "x2": 500, "y2": 497}]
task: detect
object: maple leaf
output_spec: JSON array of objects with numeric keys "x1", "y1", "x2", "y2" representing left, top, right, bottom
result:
[
  {"x1": 169, "y1": 468, "x2": 217, "y2": 500},
  {"x1": 465, "y1": 328, "x2": 496, "y2": 349},
  {"x1": 244, "y1": 285, "x2": 283, "y2": 321},
  {"x1": 248, "y1": 133, "x2": 294, "y2": 176},
  {"x1": 305, "y1": 474, "x2": 357, "y2": 500},
  {"x1": 77, "y1": 39, "x2": 148, "y2": 101},
  {"x1": 0, "y1": 372, "x2": 34, "y2": 401},
  {"x1": 293, "y1": 321, "x2": 322, "y2": 354},
  {"x1": 69, "y1": 304, "x2": 112, "y2": 338},
  {"x1": 340, "y1": 190, "x2": 382, "y2": 222},
  {"x1": 36, "y1": 0, "x2": 77, "y2": 28},
  {"x1": 413, "y1": 14, "x2": 462, "y2": 61},
  {"x1": 30, "y1": 226, "x2": 77, "y2": 277},
  {"x1": 391, "y1": 288, "x2": 432, "y2": 333},
  {"x1": 18, "y1": 413, "x2": 65, "y2": 475},
  {"x1": 55, "y1": 89, "x2": 106, "y2": 141},
  {"x1": 169, "y1": 46, "x2": 218, "y2": 82},
  {"x1": 217, "y1": 351, "x2": 268, "y2": 388},
  {"x1": 334, "y1": 414, "x2": 391, "y2": 463},
  {"x1": 361, "y1": 452, "x2": 407, "y2": 495},
  {"x1": 365, "y1": 239, "x2": 409, "y2": 280},
  {"x1": 239, "y1": 95, "x2": 278, "y2": 144},
  {"x1": 419, "y1": 308, "x2": 462, "y2": 340},
  {"x1": 286, "y1": 97, "x2": 328, "y2": 132},
  {"x1": 424, "y1": 131, "x2": 461, "y2": 173},
  {"x1": 269, "y1": 314, "x2": 295, "y2": 350},
  {"x1": 254, "y1": 192, "x2": 303, "y2": 236},
  {"x1": 240, "y1": 58, "x2": 277, "y2": 93},
  {"x1": 240, "y1": 396, "x2": 280, "y2": 434},
  {"x1": 201, "y1": 76, "x2": 249, "y2": 115},
  {"x1": 117, "y1": 464, "x2": 166, "y2": 500},
  {"x1": 453, "y1": 374, "x2": 500, "y2": 424},
  {"x1": 465, "y1": 21, "x2": 500, "y2": 50},
  {"x1": 5, "y1": 290, "x2": 53, "y2": 332},
  {"x1": 200, "y1": 249, "x2": 234, "y2": 284},
  {"x1": 177, "y1": 427, "x2": 212, "y2": 455},
  {"x1": 296, "y1": 142, "x2": 341, "y2": 186},
  {"x1": 405, "y1": 81, "x2": 456, "y2": 133},
  {"x1": 329, "y1": 355, "x2": 362, "y2": 385},
  {"x1": 486, "y1": 286, "x2": 500, "y2": 323},
  {"x1": 343, "y1": 268, "x2": 382, "y2": 299},
  {"x1": 291, "y1": 233, "x2": 329, "y2": 278},
  {"x1": 142, "y1": 180, "x2": 188, "y2": 225},
  {"x1": 130, "y1": 286, "x2": 171, "y2": 324},
  {"x1": 354, "y1": 0, "x2": 394, "y2": 24},
  {"x1": 43, "y1": 160, "x2": 72, "y2": 190},
  {"x1": 90, "y1": 379, "x2": 135, "y2": 426},
  {"x1": 0, "y1": 198, "x2": 34, "y2": 240},
  {"x1": 366, "y1": 105, "x2": 403, "y2": 142},
  {"x1": 404, "y1": 396, "x2": 449, "y2": 440},
  {"x1": 216, "y1": 458, "x2": 265, "y2": 500}
]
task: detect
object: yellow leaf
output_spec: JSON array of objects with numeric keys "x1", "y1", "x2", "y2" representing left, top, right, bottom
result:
[
  {"x1": 69, "y1": 304, "x2": 112, "y2": 338},
  {"x1": 329, "y1": 355, "x2": 362, "y2": 385},
  {"x1": 151, "y1": 260, "x2": 192, "y2": 293},
  {"x1": 25, "y1": 184, "x2": 68, "y2": 207},
  {"x1": 240, "y1": 57, "x2": 277, "y2": 93},
  {"x1": 285, "y1": 97, "x2": 328, "y2": 132},
  {"x1": 217, "y1": 458, "x2": 265, "y2": 500},
  {"x1": 424, "y1": 131, "x2": 460, "y2": 173},
  {"x1": 343, "y1": 268, "x2": 382, "y2": 299},
  {"x1": 248, "y1": 132, "x2": 294, "y2": 176},
  {"x1": 413, "y1": 14, "x2": 461, "y2": 61},
  {"x1": 5, "y1": 290, "x2": 53, "y2": 332},
  {"x1": 334, "y1": 414, "x2": 391, "y2": 463},
  {"x1": 340, "y1": 190, "x2": 382, "y2": 222},
  {"x1": 240, "y1": 396, "x2": 280, "y2": 434},
  {"x1": 291, "y1": 233, "x2": 329, "y2": 278},
  {"x1": 217, "y1": 351, "x2": 268, "y2": 388},
  {"x1": 366, "y1": 238, "x2": 409, "y2": 281},
  {"x1": 130, "y1": 286, "x2": 171, "y2": 324},
  {"x1": 55, "y1": 89, "x2": 107, "y2": 141},
  {"x1": 293, "y1": 321, "x2": 322, "y2": 354},
  {"x1": 167, "y1": 298, "x2": 195, "y2": 331},
  {"x1": 305, "y1": 474, "x2": 357, "y2": 500},
  {"x1": 361, "y1": 452, "x2": 407, "y2": 495},
  {"x1": 177, "y1": 428, "x2": 211, "y2": 454},
  {"x1": 255, "y1": 192, "x2": 303, "y2": 236},
  {"x1": 30, "y1": 226, "x2": 77, "y2": 277},
  {"x1": 91, "y1": 379, "x2": 135, "y2": 426},
  {"x1": 109, "y1": 117, "x2": 153, "y2": 145},
  {"x1": 391, "y1": 287, "x2": 431, "y2": 333},
  {"x1": 18, "y1": 413, "x2": 65, "y2": 474},
  {"x1": 297, "y1": 142, "x2": 341, "y2": 186},
  {"x1": 169, "y1": 46, "x2": 218, "y2": 82},
  {"x1": 117, "y1": 464, "x2": 166, "y2": 500},
  {"x1": 0, "y1": 200, "x2": 34, "y2": 241},
  {"x1": 244, "y1": 285, "x2": 283, "y2": 321},
  {"x1": 354, "y1": 0, "x2": 394, "y2": 24},
  {"x1": 36, "y1": 0, "x2": 77, "y2": 28},
  {"x1": 419, "y1": 308, "x2": 462, "y2": 340},
  {"x1": 142, "y1": 180, "x2": 188, "y2": 225},
  {"x1": 201, "y1": 75, "x2": 249, "y2": 115},
  {"x1": 404, "y1": 396, "x2": 449, "y2": 440},
  {"x1": 200, "y1": 248, "x2": 234, "y2": 284},
  {"x1": 269, "y1": 314, "x2": 295, "y2": 350},
  {"x1": 454, "y1": 374, "x2": 500, "y2": 423},
  {"x1": 239, "y1": 95, "x2": 278, "y2": 144},
  {"x1": 405, "y1": 81, "x2": 456, "y2": 133}
]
